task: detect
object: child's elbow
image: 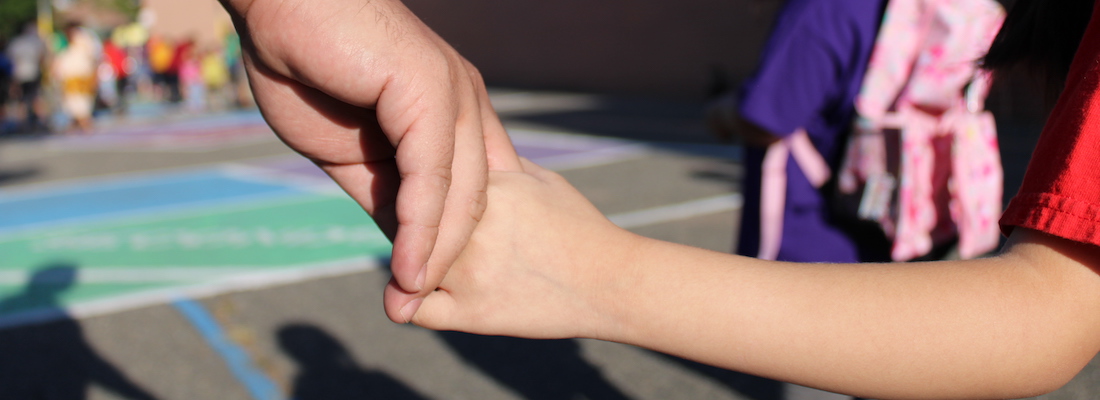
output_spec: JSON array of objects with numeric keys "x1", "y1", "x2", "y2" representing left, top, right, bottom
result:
[
  {"x1": 991, "y1": 328, "x2": 1100, "y2": 399},
  {"x1": 1022, "y1": 348, "x2": 1096, "y2": 397}
]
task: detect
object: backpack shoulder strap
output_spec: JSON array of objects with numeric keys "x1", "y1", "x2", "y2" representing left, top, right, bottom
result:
[{"x1": 855, "y1": 0, "x2": 928, "y2": 121}]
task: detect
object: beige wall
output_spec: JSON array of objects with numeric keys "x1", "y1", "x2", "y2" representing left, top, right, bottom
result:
[
  {"x1": 405, "y1": 0, "x2": 784, "y2": 99},
  {"x1": 137, "y1": 0, "x2": 784, "y2": 98},
  {"x1": 408, "y1": 0, "x2": 1042, "y2": 122},
  {"x1": 142, "y1": 0, "x2": 232, "y2": 48},
  {"x1": 134, "y1": 0, "x2": 1042, "y2": 121}
]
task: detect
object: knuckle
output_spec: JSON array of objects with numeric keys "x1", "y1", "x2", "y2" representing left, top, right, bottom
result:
[
  {"x1": 463, "y1": 60, "x2": 485, "y2": 84},
  {"x1": 400, "y1": 166, "x2": 454, "y2": 186},
  {"x1": 467, "y1": 187, "x2": 489, "y2": 223}
]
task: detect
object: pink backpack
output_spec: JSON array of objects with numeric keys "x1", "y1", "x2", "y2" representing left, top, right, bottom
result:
[{"x1": 764, "y1": 0, "x2": 1006, "y2": 261}]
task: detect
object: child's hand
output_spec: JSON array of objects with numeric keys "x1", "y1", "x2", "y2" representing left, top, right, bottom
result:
[{"x1": 407, "y1": 159, "x2": 640, "y2": 338}]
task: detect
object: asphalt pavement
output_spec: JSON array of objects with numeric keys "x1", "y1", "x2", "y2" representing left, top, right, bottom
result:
[{"x1": 0, "y1": 90, "x2": 1094, "y2": 400}]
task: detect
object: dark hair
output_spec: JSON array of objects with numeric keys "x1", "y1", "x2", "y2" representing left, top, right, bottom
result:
[{"x1": 983, "y1": 0, "x2": 1094, "y2": 94}]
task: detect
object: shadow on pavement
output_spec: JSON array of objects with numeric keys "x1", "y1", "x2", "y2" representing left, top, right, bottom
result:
[
  {"x1": 0, "y1": 165, "x2": 40, "y2": 187},
  {"x1": 659, "y1": 354, "x2": 859, "y2": 400},
  {"x1": 658, "y1": 355, "x2": 785, "y2": 400},
  {"x1": 690, "y1": 160, "x2": 743, "y2": 191},
  {"x1": 437, "y1": 332, "x2": 632, "y2": 400},
  {"x1": 509, "y1": 96, "x2": 712, "y2": 144},
  {"x1": 0, "y1": 263, "x2": 158, "y2": 400},
  {"x1": 504, "y1": 95, "x2": 742, "y2": 165},
  {"x1": 278, "y1": 323, "x2": 430, "y2": 400}
]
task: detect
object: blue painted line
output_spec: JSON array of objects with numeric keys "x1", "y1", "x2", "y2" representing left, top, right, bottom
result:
[
  {"x1": 0, "y1": 168, "x2": 232, "y2": 201},
  {"x1": 0, "y1": 171, "x2": 300, "y2": 230},
  {"x1": 173, "y1": 298, "x2": 284, "y2": 400}
]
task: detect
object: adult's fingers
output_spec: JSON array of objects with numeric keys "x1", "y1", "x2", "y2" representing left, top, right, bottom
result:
[
  {"x1": 382, "y1": 72, "x2": 492, "y2": 319},
  {"x1": 321, "y1": 161, "x2": 401, "y2": 240},
  {"x1": 247, "y1": 46, "x2": 437, "y2": 295},
  {"x1": 474, "y1": 73, "x2": 523, "y2": 173},
  {"x1": 520, "y1": 157, "x2": 562, "y2": 183},
  {"x1": 377, "y1": 65, "x2": 463, "y2": 293},
  {"x1": 244, "y1": 58, "x2": 405, "y2": 239},
  {"x1": 405, "y1": 279, "x2": 458, "y2": 328},
  {"x1": 384, "y1": 276, "x2": 456, "y2": 324}
]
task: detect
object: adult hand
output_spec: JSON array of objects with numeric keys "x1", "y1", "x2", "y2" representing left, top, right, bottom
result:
[{"x1": 220, "y1": 0, "x2": 523, "y2": 322}]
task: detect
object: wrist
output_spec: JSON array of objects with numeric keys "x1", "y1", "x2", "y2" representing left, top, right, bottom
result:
[{"x1": 580, "y1": 230, "x2": 654, "y2": 342}]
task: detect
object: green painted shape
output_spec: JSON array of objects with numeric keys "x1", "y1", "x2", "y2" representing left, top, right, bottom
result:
[
  {"x1": 0, "y1": 194, "x2": 391, "y2": 317},
  {"x1": 0, "y1": 283, "x2": 176, "y2": 314},
  {"x1": 0, "y1": 194, "x2": 391, "y2": 270}
]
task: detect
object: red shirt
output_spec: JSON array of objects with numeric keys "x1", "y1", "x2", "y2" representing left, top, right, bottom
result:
[
  {"x1": 103, "y1": 42, "x2": 128, "y2": 78},
  {"x1": 1000, "y1": 5, "x2": 1100, "y2": 246}
]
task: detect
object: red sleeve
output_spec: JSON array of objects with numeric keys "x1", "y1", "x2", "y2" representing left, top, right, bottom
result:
[{"x1": 999, "y1": 4, "x2": 1100, "y2": 246}]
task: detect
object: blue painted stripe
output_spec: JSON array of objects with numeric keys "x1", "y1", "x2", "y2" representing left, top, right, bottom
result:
[
  {"x1": 0, "y1": 169, "x2": 231, "y2": 201},
  {"x1": 173, "y1": 298, "x2": 284, "y2": 400},
  {"x1": 0, "y1": 172, "x2": 299, "y2": 230}
]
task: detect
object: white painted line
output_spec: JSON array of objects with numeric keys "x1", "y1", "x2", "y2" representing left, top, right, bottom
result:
[
  {"x1": 506, "y1": 128, "x2": 654, "y2": 171},
  {"x1": 488, "y1": 91, "x2": 602, "y2": 114},
  {"x1": 220, "y1": 163, "x2": 342, "y2": 195},
  {"x1": 0, "y1": 153, "x2": 304, "y2": 199},
  {"x1": 608, "y1": 194, "x2": 743, "y2": 229},
  {"x1": 536, "y1": 144, "x2": 650, "y2": 171},
  {"x1": 47, "y1": 132, "x2": 277, "y2": 153}
]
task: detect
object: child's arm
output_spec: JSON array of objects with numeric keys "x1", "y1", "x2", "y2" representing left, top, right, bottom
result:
[{"x1": 412, "y1": 159, "x2": 1100, "y2": 400}]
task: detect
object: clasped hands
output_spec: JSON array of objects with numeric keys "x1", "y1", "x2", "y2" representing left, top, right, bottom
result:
[{"x1": 223, "y1": 0, "x2": 621, "y2": 333}]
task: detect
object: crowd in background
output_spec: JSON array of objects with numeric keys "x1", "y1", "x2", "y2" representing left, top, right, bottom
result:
[{"x1": 0, "y1": 17, "x2": 252, "y2": 135}]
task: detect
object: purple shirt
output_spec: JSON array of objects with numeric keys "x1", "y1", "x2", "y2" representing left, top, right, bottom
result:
[{"x1": 736, "y1": 0, "x2": 887, "y2": 262}]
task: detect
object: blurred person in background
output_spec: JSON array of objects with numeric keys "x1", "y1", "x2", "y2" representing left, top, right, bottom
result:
[
  {"x1": 223, "y1": 29, "x2": 252, "y2": 109},
  {"x1": 110, "y1": 23, "x2": 150, "y2": 105},
  {"x1": 166, "y1": 37, "x2": 194, "y2": 104},
  {"x1": 101, "y1": 38, "x2": 132, "y2": 115},
  {"x1": 97, "y1": 42, "x2": 119, "y2": 115},
  {"x1": 6, "y1": 21, "x2": 47, "y2": 133},
  {"x1": 707, "y1": 0, "x2": 891, "y2": 264},
  {"x1": 52, "y1": 22, "x2": 99, "y2": 133},
  {"x1": 0, "y1": 36, "x2": 12, "y2": 132},
  {"x1": 210, "y1": 21, "x2": 241, "y2": 109},
  {"x1": 178, "y1": 43, "x2": 204, "y2": 112},
  {"x1": 146, "y1": 34, "x2": 173, "y2": 102},
  {"x1": 200, "y1": 44, "x2": 231, "y2": 110}
]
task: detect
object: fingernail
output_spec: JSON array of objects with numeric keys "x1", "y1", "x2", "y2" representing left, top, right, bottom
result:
[
  {"x1": 416, "y1": 264, "x2": 428, "y2": 291},
  {"x1": 399, "y1": 297, "x2": 423, "y2": 324}
]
